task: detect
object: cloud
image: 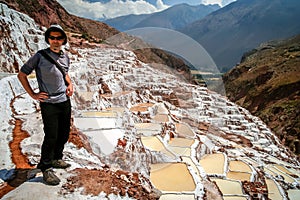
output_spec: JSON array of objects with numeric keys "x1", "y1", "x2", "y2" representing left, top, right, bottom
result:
[{"x1": 57, "y1": 0, "x2": 169, "y2": 20}]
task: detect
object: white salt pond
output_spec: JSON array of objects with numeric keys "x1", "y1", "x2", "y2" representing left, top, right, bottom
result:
[
  {"x1": 73, "y1": 111, "x2": 124, "y2": 155},
  {"x1": 74, "y1": 117, "x2": 118, "y2": 130},
  {"x1": 135, "y1": 123, "x2": 162, "y2": 135},
  {"x1": 83, "y1": 129, "x2": 124, "y2": 155},
  {"x1": 150, "y1": 163, "x2": 196, "y2": 192},
  {"x1": 287, "y1": 189, "x2": 300, "y2": 200}
]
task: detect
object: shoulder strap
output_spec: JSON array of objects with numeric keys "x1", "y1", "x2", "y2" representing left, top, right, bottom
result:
[{"x1": 38, "y1": 49, "x2": 68, "y2": 86}]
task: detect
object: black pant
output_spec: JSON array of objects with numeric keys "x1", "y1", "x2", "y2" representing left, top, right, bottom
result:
[{"x1": 37, "y1": 99, "x2": 71, "y2": 171}]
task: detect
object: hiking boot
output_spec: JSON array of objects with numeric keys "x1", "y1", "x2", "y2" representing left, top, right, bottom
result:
[
  {"x1": 43, "y1": 168, "x2": 60, "y2": 185},
  {"x1": 52, "y1": 159, "x2": 71, "y2": 169}
]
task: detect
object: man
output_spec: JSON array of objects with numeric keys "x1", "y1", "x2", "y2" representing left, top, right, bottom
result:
[{"x1": 18, "y1": 24, "x2": 74, "y2": 185}]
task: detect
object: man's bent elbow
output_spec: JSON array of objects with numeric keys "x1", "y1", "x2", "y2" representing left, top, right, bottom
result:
[{"x1": 17, "y1": 71, "x2": 27, "y2": 80}]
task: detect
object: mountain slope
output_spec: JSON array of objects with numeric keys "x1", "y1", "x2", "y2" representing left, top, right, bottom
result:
[
  {"x1": 104, "y1": 3, "x2": 219, "y2": 31},
  {"x1": 182, "y1": 0, "x2": 300, "y2": 72},
  {"x1": 1, "y1": 0, "x2": 119, "y2": 40},
  {"x1": 223, "y1": 34, "x2": 300, "y2": 155}
]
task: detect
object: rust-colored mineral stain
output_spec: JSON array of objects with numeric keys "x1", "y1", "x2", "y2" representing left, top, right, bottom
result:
[
  {"x1": 9, "y1": 119, "x2": 34, "y2": 169},
  {"x1": 0, "y1": 119, "x2": 34, "y2": 199}
]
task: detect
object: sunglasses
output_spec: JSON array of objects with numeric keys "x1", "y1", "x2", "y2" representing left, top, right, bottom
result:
[{"x1": 48, "y1": 35, "x2": 65, "y2": 41}]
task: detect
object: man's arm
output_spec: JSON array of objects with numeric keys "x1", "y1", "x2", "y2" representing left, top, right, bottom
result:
[
  {"x1": 65, "y1": 74, "x2": 73, "y2": 97},
  {"x1": 17, "y1": 71, "x2": 48, "y2": 101}
]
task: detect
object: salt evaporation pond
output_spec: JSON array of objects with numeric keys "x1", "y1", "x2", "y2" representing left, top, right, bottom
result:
[
  {"x1": 159, "y1": 194, "x2": 195, "y2": 200},
  {"x1": 73, "y1": 111, "x2": 123, "y2": 155},
  {"x1": 150, "y1": 163, "x2": 196, "y2": 192},
  {"x1": 199, "y1": 153, "x2": 225, "y2": 175},
  {"x1": 265, "y1": 179, "x2": 283, "y2": 200},
  {"x1": 212, "y1": 178, "x2": 244, "y2": 196}
]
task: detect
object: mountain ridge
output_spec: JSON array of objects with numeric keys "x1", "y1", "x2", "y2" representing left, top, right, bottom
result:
[
  {"x1": 104, "y1": 3, "x2": 219, "y2": 31},
  {"x1": 181, "y1": 0, "x2": 300, "y2": 72}
]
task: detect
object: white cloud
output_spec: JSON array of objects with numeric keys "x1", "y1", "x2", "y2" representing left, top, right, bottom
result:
[
  {"x1": 57, "y1": 0, "x2": 169, "y2": 19},
  {"x1": 201, "y1": 0, "x2": 236, "y2": 6}
]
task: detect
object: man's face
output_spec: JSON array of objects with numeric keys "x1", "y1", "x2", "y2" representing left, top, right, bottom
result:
[{"x1": 48, "y1": 31, "x2": 65, "y2": 52}]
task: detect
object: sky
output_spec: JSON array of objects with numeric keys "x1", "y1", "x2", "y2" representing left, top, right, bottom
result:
[{"x1": 57, "y1": 0, "x2": 236, "y2": 20}]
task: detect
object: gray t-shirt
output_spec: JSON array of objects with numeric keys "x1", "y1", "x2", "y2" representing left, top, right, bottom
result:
[{"x1": 21, "y1": 48, "x2": 70, "y2": 103}]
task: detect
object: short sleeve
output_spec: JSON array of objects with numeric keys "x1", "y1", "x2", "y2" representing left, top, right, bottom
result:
[{"x1": 20, "y1": 52, "x2": 41, "y2": 75}]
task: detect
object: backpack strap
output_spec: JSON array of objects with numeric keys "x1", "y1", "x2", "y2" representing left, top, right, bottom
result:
[{"x1": 38, "y1": 49, "x2": 69, "y2": 86}]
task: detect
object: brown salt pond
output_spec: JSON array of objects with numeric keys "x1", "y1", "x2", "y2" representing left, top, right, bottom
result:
[
  {"x1": 150, "y1": 163, "x2": 196, "y2": 192},
  {"x1": 199, "y1": 153, "x2": 226, "y2": 175},
  {"x1": 129, "y1": 103, "x2": 154, "y2": 112},
  {"x1": 227, "y1": 160, "x2": 252, "y2": 181},
  {"x1": 168, "y1": 138, "x2": 195, "y2": 147},
  {"x1": 152, "y1": 114, "x2": 169, "y2": 122},
  {"x1": 228, "y1": 161, "x2": 252, "y2": 172},
  {"x1": 227, "y1": 172, "x2": 251, "y2": 181},
  {"x1": 141, "y1": 136, "x2": 175, "y2": 158},
  {"x1": 211, "y1": 178, "x2": 244, "y2": 196},
  {"x1": 168, "y1": 138, "x2": 195, "y2": 156},
  {"x1": 265, "y1": 179, "x2": 283, "y2": 200},
  {"x1": 265, "y1": 165, "x2": 296, "y2": 184}
]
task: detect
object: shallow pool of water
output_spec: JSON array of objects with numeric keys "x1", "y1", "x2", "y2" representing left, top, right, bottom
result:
[
  {"x1": 227, "y1": 171, "x2": 251, "y2": 181},
  {"x1": 266, "y1": 179, "x2": 283, "y2": 200},
  {"x1": 199, "y1": 153, "x2": 225, "y2": 175},
  {"x1": 175, "y1": 123, "x2": 195, "y2": 137},
  {"x1": 159, "y1": 194, "x2": 195, "y2": 200},
  {"x1": 150, "y1": 163, "x2": 196, "y2": 192},
  {"x1": 212, "y1": 178, "x2": 244, "y2": 195},
  {"x1": 228, "y1": 160, "x2": 252, "y2": 173},
  {"x1": 287, "y1": 189, "x2": 300, "y2": 200}
]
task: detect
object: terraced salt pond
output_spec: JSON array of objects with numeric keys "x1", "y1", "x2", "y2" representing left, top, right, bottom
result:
[
  {"x1": 150, "y1": 163, "x2": 196, "y2": 192},
  {"x1": 212, "y1": 178, "x2": 244, "y2": 196},
  {"x1": 199, "y1": 153, "x2": 226, "y2": 175},
  {"x1": 73, "y1": 110, "x2": 124, "y2": 155},
  {"x1": 72, "y1": 102, "x2": 300, "y2": 199}
]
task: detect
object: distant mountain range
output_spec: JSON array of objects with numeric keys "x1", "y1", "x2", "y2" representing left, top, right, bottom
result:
[
  {"x1": 103, "y1": 3, "x2": 220, "y2": 31},
  {"x1": 104, "y1": 0, "x2": 300, "y2": 72},
  {"x1": 181, "y1": 0, "x2": 300, "y2": 72}
]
